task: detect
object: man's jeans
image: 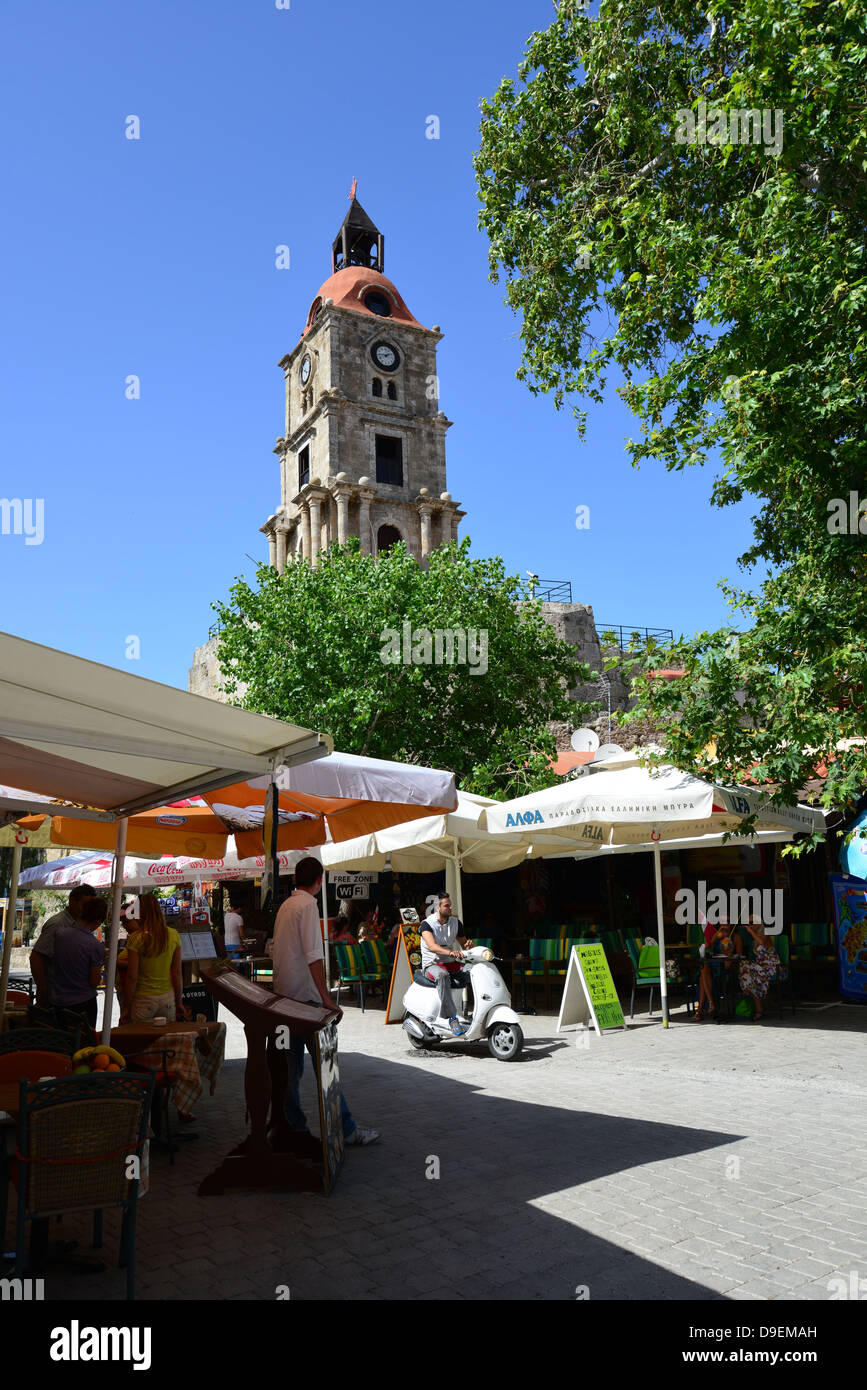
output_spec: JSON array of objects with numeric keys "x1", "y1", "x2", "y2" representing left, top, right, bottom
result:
[
  {"x1": 424, "y1": 963, "x2": 459, "y2": 1020},
  {"x1": 284, "y1": 1032, "x2": 356, "y2": 1140}
]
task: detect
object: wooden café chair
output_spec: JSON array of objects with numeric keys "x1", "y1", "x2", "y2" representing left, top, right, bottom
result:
[{"x1": 7, "y1": 1073, "x2": 154, "y2": 1300}]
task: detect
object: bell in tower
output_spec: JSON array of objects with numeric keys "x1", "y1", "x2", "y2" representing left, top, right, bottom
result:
[{"x1": 332, "y1": 192, "x2": 385, "y2": 274}]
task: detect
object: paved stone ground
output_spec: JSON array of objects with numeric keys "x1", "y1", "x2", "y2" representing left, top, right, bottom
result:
[{"x1": 5, "y1": 994, "x2": 867, "y2": 1302}]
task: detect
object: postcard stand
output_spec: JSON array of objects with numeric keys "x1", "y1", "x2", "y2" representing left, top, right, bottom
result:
[{"x1": 198, "y1": 960, "x2": 341, "y2": 1195}]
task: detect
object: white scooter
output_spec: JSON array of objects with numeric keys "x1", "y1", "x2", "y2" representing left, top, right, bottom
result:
[{"x1": 402, "y1": 943, "x2": 524, "y2": 1061}]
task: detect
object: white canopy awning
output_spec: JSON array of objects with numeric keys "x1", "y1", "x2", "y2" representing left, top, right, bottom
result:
[{"x1": 0, "y1": 629, "x2": 331, "y2": 820}]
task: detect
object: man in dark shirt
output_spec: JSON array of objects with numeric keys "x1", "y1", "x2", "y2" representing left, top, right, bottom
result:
[
  {"x1": 52, "y1": 897, "x2": 107, "y2": 1030},
  {"x1": 30, "y1": 884, "x2": 98, "y2": 1007}
]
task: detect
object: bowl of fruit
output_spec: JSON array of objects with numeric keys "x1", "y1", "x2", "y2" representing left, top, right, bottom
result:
[{"x1": 71, "y1": 1045, "x2": 126, "y2": 1074}]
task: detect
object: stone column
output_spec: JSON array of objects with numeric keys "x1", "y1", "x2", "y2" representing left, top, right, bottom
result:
[
  {"x1": 301, "y1": 499, "x2": 312, "y2": 563},
  {"x1": 307, "y1": 488, "x2": 329, "y2": 566},
  {"x1": 334, "y1": 478, "x2": 351, "y2": 546},
  {"x1": 275, "y1": 525, "x2": 288, "y2": 573},
  {"x1": 417, "y1": 501, "x2": 434, "y2": 559},
  {"x1": 357, "y1": 479, "x2": 376, "y2": 555},
  {"x1": 268, "y1": 528, "x2": 278, "y2": 569}
]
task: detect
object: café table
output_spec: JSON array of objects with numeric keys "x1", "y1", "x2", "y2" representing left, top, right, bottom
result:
[
  {"x1": 111, "y1": 1020, "x2": 227, "y2": 1115},
  {"x1": 685, "y1": 953, "x2": 742, "y2": 1020}
]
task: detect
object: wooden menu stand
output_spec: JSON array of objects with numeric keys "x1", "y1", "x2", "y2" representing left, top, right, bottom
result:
[{"x1": 198, "y1": 961, "x2": 340, "y2": 1196}]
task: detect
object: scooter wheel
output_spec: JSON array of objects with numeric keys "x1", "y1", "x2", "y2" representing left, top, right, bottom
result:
[
  {"x1": 408, "y1": 1034, "x2": 430, "y2": 1050},
  {"x1": 487, "y1": 1021, "x2": 523, "y2": 1061}
]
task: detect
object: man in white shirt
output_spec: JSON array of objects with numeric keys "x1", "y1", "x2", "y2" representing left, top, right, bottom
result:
[
  {"x1": 270, "y1": 857, "x2": 379, "y2": 1147},
  {"x1": 223, "y1": 904, "x2": 247, "y2": 956},
  {"x1": 420, "y1": 892, "x2": 474, "y2": 1035}
]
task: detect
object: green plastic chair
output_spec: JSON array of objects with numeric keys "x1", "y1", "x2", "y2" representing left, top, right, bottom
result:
[
  {"x1": 791, "y1": 922, "x2": 834, "y2": 960},
  {"x1": 334, "y1": 942, "x2": 378, "y2": 1012},
  {"x1": 628, "y1": 943, "x2": 661, "y2": 1017},
  {"x1": 599, "y1": 928, "x2": 627, "y2": 956},
  {"x1": 359, "y1": 940, "x2": 390, "y2": 1003},
  {"x1": 513, "y1": 938, "x2": 561, "y2": 1007}
]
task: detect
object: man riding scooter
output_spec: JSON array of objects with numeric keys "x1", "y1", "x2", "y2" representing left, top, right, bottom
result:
[{"x1": 420, "y1": 892, "x2": 474, "y2": 1036}]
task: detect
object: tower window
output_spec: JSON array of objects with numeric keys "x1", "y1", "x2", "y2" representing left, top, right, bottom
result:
[
  {"x1": 377, "y1": 524, "x2": 402, "y2": 554},
  {"x1": 372, "y1": 378, "x2": 383, "y2": 398},
  {"x1": 364, "y1": 290, "x2": 392, "y2": 317},
  {"x1": 375, "y1": 434, "x2": 403, "y2": 487},
  {"x1": 298, "y1": 446, "x2": 310, "y2": 490},
  {"x1": 387, "y1": 382, "x2": 397, "y2": 401}
]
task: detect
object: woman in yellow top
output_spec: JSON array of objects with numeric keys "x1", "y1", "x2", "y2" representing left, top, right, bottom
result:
[{"x1": 120, "y1": 895, "x2": 190, "y2": 1025}]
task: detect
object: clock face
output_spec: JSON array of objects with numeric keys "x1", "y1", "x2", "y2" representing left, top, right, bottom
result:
[
  {"x1": 371, "y1": 341, "x2": 399, "y2": 372},
  {"x1": 300, "y1": 355, "x2": 312, "y2": 385}
]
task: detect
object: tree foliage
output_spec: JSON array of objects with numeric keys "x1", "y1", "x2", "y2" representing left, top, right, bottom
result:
[
  {"x1": 213, "y1": 539, "x2": 591, "y2": 798},
  {"x1": 475, "y1": 0, "x2": 867, "y2": 834}
]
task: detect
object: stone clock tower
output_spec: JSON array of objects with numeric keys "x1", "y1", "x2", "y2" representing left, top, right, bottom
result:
[{"x1": 261, "y1": 195, "x2": 463, "y2": 568}]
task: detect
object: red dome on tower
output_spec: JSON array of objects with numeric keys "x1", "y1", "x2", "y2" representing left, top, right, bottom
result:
[
  {"x1": 304, "y1": 265, "x2": 424, "y2": 334},
  {"x1": 303, "y1": 191, "x2": 425, "y2": 334}
]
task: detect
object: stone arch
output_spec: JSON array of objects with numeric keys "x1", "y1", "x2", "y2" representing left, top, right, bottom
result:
[{"x1": 376, "y1": 524, "x2": 402, "y2": 555}]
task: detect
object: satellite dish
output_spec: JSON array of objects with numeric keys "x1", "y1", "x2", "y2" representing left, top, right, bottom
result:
[
  {"x1": 594, "y1": 743, "x2": 626, "y2": 761},
  {"x1": 570, "y1": 728, "x2": 600, "y2": 754}
]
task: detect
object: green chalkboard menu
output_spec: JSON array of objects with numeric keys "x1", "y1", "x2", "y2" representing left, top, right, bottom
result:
[
  {"x1": 577, "y1": 944, "x2": 625, "y2": 1030},
  {"x1": 557, "y1": 942, "x2": 627, "y2": 1034}
]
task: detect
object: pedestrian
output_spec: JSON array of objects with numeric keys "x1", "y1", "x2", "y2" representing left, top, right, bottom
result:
[
  {"x1": 270, "y1": 856, "x2": 379, "y2": 1147},
  {"x1": 738, "y1": 918, "x2": 780, "y2": 1021},
  {"x1": 30, "y1": 884, "x2": 98, "y2": 1008},
  {"x1": 121, "y1": 895, "x2": 190, "y2": 1025},
  {"x1": 50, "y1": 895, "x2": 107, "y2": 1031},
  {"x1": 223, "y1": 901, "x2": 248, "y2": 957}
]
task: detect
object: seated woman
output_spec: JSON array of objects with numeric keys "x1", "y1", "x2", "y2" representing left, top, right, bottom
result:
[
  {"x1": 738, "y1": 918, "x2": 780, "y2": 1021},
  {"x1": 357, "y1": 906, "x2": 382, "y2": 943},
  {"x1": 329, "y1": 901, "x2": 359, "y2": 944},
  {"x1": 695, "y1": 919, "x2": 742, "y2": 1018}
]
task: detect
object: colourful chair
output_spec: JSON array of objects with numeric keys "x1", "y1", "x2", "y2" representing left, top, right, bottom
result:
[
  {"x1": 630, "y1": 943, "x2": 661, "y2": 1017},
  {"x1": 334, "y1": 943, "x2": 378, "y2": 1012},
  {"x1": 359, "y1": 940, "x2": 391, "y2": 1003},
  {"x1": 513, "y1": 939, "x2": 561, "y2": 1008}
]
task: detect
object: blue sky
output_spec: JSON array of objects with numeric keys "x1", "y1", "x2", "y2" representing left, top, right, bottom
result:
[{"x1": 1, "y1": 0, "x2": 756, "y2": 688}]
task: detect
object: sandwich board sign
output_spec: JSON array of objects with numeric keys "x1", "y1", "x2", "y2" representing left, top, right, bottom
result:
[{"x1": 557, "y1": 943, "x2": 626, "y2": 1035}]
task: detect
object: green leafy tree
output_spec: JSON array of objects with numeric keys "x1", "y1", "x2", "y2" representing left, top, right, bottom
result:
[
  {"x1": 475, "y1": 0, "x2": 867, "y2": 835},
  {"x1": 213, "y1": 539, "x2": 591, "y2": 798}
]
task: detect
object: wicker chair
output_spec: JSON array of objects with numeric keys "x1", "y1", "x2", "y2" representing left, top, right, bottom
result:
[
  {"x1": 9, "y1": 1073, "x2": 154, "y2": 1300},
  {"x1": 0, "y1": 1028, "x2": 78, "y2": 1057}
]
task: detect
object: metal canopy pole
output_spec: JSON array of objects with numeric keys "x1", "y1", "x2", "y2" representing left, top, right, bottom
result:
[
  {"x1": 321, "y1": 873, "x2": 332, "y2": 990},
  {"x1": 0, "y1": 841, "x2": 23, "y2": 1022},
  {"x1": 101, "y1": 818, "x2": 128, "y2": 1042},
  {"x1": 653, "y1": 840, "x2": 670, "y2": 1027}
]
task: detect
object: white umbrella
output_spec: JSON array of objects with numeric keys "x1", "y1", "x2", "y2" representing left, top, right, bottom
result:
[
  {"x1": 318, "y1": 791, "x2": 533, "y2": 919},
  {"x1": 484, "y1": 764, "x2": 825, "y2": 1025}
]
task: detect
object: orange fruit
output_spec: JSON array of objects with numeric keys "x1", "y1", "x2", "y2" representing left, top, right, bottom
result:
[
  {"x1": 91, "y1": 1053, "x2": 110, "y2": 1070},
  {"x1": 105, "y1": 1063, "x2": 121, "y2": 1071}
]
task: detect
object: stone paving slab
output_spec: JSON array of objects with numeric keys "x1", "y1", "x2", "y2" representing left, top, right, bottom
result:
[{"x1": 4, "y1": 997, "x2": 866, "y2": 1301}]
